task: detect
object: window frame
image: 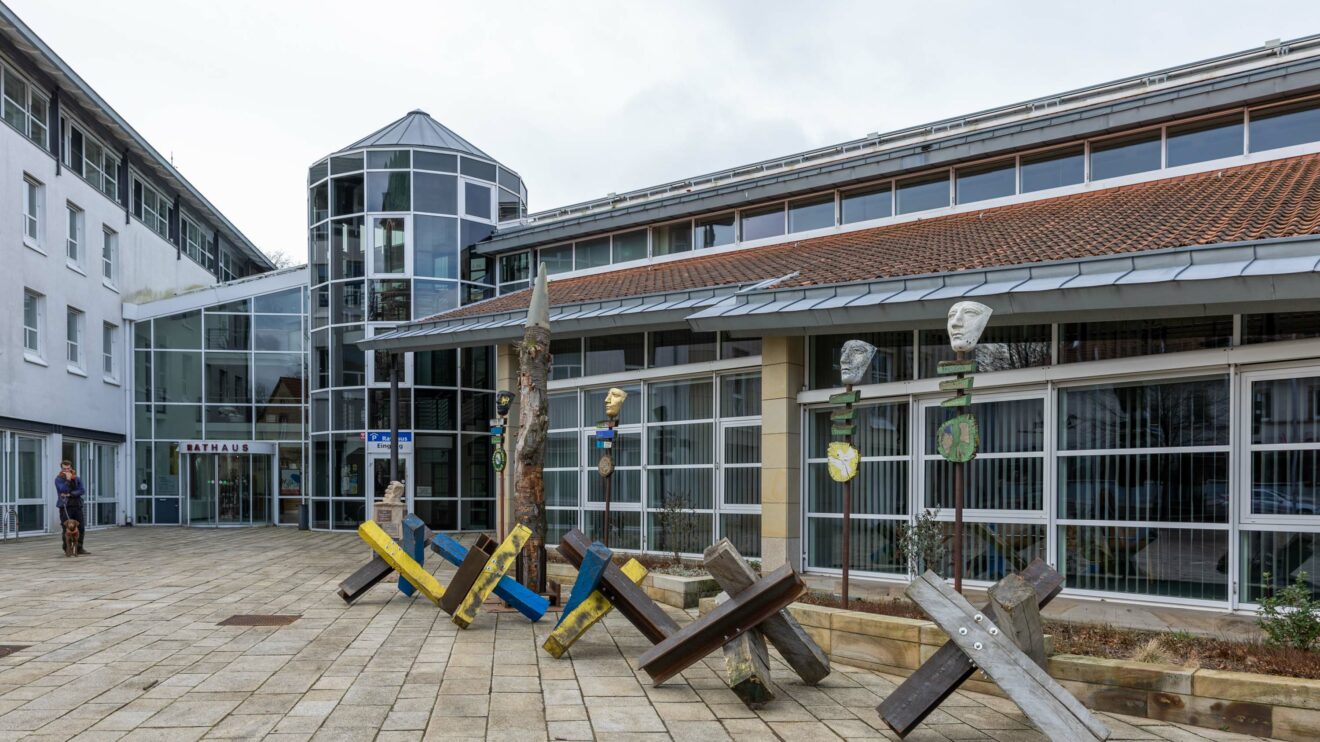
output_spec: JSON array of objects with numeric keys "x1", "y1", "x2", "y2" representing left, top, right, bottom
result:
[
  {"x1": 66, "y1": 306, "x2": 85, "y2": 373},
  {"x1": 65, "y1": 201, "x2": 85, "y2": 270},
  {"x1": 22, "y1": 174, "x2": 42, "y2": 249},
  {"x1": 22, "y1": 289, "x2": 44, "y2": 360},
  {"x1": 102, "y1": 322, "x2": 120, "y2": 383},
  {"x1": 102, "y1": 226, "x2": 119, "y2": 287}
]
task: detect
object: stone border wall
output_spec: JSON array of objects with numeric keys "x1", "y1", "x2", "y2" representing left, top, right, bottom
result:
[
  {"x1": 546, "y1": 560, "x2": 719, "y2": 609},
  {"x1": 697, "y1": 599, "x2": 1320, "y2": 741}
]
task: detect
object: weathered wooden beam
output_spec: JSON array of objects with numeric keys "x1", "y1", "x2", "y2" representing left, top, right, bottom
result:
[
  {"x1": 936, "y1": 360, "x2": 977, "y2": 375},
  {"x1": 358, "y1": 520, "x2": 445, "y2": 606},
  {"x1": 559, "y1": 528, "x2": 678, "y2": 644},
  {"x1": 876, "y1": 558, "x2": 1063, "y2": 737},
  {"x1": 438, "y1": 535, "x2": 496, "y2": 616},
  {"x1": 938, "y1": 376, "x2": 974, "y2": 392},
  {"x1": 397, "y1": 515, "x2": 427, "y2": 597},
  {"x1": 452, "y1": 525, "x2": 531, "y2": 629},
  {"x1": 988, "y1": 573, "x2": 1046, "y2": 668},
  {"x1": 430, "y1": 532, "x2": 548, "y2": 621},
  {"x1": 543, "y1": 558, "x2": 647, "y2": 659},
  {"x1": 337, "y1": 554, "x2": 393, "y2": 604},
  {"x1": 703, "y1": 538, "x2": 829, "y2": 685},
  {"x1": 828, "y1": 390, "x2": 860, "y2": 405},
  {"x1": 558, "y1": 542, "x2": 611, "y2": 626},
  {"x1": 717, "y1": 593, "x2": 776, "y2": 708},
  {"x1": 906, "y1": 572, "x2": 1109, "y2": 741},
  {"x1": 638, "y1": 564, "x2": 805, "y2": 685}
]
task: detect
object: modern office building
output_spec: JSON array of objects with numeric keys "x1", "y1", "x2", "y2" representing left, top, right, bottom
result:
[
  {"x1": 5, "y1": 0, "x2": 1320, "y2": 613},
  {"x1": 0, "y1": 4, "x2": 275, "y2": 537}
]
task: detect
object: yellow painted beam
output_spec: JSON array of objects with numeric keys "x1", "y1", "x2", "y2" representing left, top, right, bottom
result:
[
  {"x1": 358, "y1": 520, "x2": 445, "y2": 606},
  {"x1": 452, "y1": 524, "x2": 531, "y2": 629},
  {"x1": 542, "y1": 559, "x2": 647, "y2": 658}
]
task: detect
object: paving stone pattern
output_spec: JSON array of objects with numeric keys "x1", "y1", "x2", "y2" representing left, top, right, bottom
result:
[{"x1": 0, "y1": 528, "x2": 1278, "y2": 741}]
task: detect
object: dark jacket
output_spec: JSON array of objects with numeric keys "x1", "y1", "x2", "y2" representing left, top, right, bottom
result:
[{"x1": 55, "y1": 475, "x2": 85, "y2": 508}]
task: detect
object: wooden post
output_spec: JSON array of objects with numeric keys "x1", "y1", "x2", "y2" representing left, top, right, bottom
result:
[
  {"x1": 559, "y1": 542, "x2": 611, "y2": 625},
  {"x1": 842, "y1": 382, "x2": 853, "y2": 607},
  {"x1": 452, "y1": 524, "x2": 532, "y2": 629},
  {"x1": 358, "y1": 520, "x2": 445, "y2": 606},
  {"x1": 515, "y1": 269, "x2": 551, "y2": 593},
  {"x1": 430, "y1": 532, "x2": 548, "y2": 621},
  {"x1": 558, "y1": 528, "x2": 678, "y2": 644},
  {"x1": 337, "y1": 554, "x2": 392, "y2": 604},
  {"x1": 905, "y1": 571, "x2": 1109, "y2": 741},
  {"x1": 397, "y1": 514, "x2": 426, "y2": 597},
  {"x1": 703, "y1": 538, "x2": 830, "y2": 685},
  {"x1": 543, "y1": 559, "x2": 647, "y2": 659},
  {"x1": 952, "y1": 350, "x2": 964, "y2": 594},
  {"x1": 988, "y1": 573, "x2": 1046, "y2": 668},
  {"x1": 716, "y1": 593, "x2": 775, "y2": 708}
]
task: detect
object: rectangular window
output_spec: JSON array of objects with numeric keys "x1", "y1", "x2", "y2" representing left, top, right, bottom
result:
[
  {"x1": 918, "y1": 324, "x2": 1052, "y2": 377},
  {"x1": 1241, "y1": 310, "x2": 1320, "y2": 344},
  {"x1": 1089, "y1": 131, "x2": 1161, "y2": 181},
  {"x1": 539, "y1": 244, "x2": 574, "y2": 275},
  {"x1": 219, "y1": 250, "x2": 236, "y2": 282},
  {"x1": 841, "y1": 184, "x2": 892, "y2": 224},
  {"x1": 956, "y1": 159, "x2": 1016, "y2": 204},
  {"x1": 102, "y1": 323, "x2": 118, "y2": 379},
  {"x1": 649, "y1": 329, "x2": 717, "y2": 367},
  {"x1": 22, "y1": 290, "x2": 42, "y2": 356},
  {"x1": 132, "y1": 177, "x2": 170, "y2": 238},
  {"x1": 584, "y1": 334, "x2": 644, "y2": 376},
  {"x1": 67, "y1": 123, "x2": 119, "y2": 198},
  {"x1": 66, "y1": 203, "x2": 84, "y2": 266},
  {"x1": 22, "y1": 175, "x2": 42, "y2": 245},
  {"x1": 612, "y1": 229, "x2": 648, "y2": 262},
  {"x1": 574, "y1": 237, "x2": 611, "y2": 269},
  {"x1": 1020, "y1": 146, "x2": 1084, "y2": 193},
  {"x1": 1166, "y1": 116, "x2": 1244, "y2": 167},
  {"x1": 808, "y1": 331, "x2": 913, "y2": 388},
  {"x1": 652, "y1": 220, "x2": 693, "y2": 256},
  {"x1": 1, "y1": 64, "x2": 46, "y2": 145},
  {"x1": 1249, "y1": 99, "x2": 1320, "y2": 153},
  {"x1": 696, "y1": 213, "x2": 736, "y2": 248},
  {"x1": 181, "y1": 215, "x2": 211, "y2": 268},
  {"x1": 498, "y1": 251, "x2": 530, "y2": 289},
  {"x1": 739, "y1": 205, "x2": 784, "y2": 242},
  {"x1": 102, "y1": 227, "x2": 118, "y2": 283},
  {"x1": 788, "y1": 195, "x2": 835, "y2": 233},
  {"x1": 550, "y1": 338, "x2": 583, "y2": 380},
  {"x1": 66, "y1": 307, "x2": 84, "y2": 369},
  {"x1": 463, "y1": 181, "x2": 491, "y2": 219},
  {"x1": 896, "y1": 173, "x2": 950, "y2": 214},
  {"x1": 1059, "y1": 316, "x2": 1232, "y2": 363},
  {"x1": 372, "y1": 216, "x2": 406, "y2": 274}
]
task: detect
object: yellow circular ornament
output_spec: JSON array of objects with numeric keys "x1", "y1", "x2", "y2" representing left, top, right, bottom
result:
[{"x1": 826, "y1": 441, "x2": 860, "y2": 483}]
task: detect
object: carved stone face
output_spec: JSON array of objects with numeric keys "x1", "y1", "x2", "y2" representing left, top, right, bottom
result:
[
  {"x1": 604, "y1": 387, "x2": 629, "y2": 418},
  {"x1": 947, "y1": 301, "x2": 993, "y2": 352},
  {"x1": 839, "y1": 339, "x2": 878, "y2": 386}
]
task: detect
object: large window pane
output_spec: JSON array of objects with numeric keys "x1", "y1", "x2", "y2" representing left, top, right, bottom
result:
[
  {"x1": 366, "y1": 171, "x2": 410, "y2": 212},
  {"x1": 647, "y1": 467, "x2": 712, "y2": 509},
  {"x1": 648, "y1": 423, "x2": 713, "y2": 466},
  {"x1": 1059, "y1": 453, "x2": 1229, "y2": 522},
  {"x1": 540, "y1": 244, "x2": 573, "y2": 275},
  {"x1": 331, "y1": 218, "x2": 364, "y2": 279},
  {"x1": 809, "y1": 402, "x2": 907, "y2": 459},
  {"x1": 612, "y1": 230, "x2": 647, "y2": 262},
  {"x1": 1242, "y1": 311, "x2": 1320, "y2": 344},
  {"x1": 464, "y1": 182, "x2": 491, "y2": 219},
  {"x1": 789, "y1": 195, "x2": 835, "y2": 233},
  {"x1": 254, "y1": 315, "x2": 303, "y2": 352},
  {"x1": 1059, "y1": 316, "x2": 1232, "y2": 363},
  {"x1": 1090, "y1": 132, "x2": 1161, "y2": 181},
  {"x1": 1020, "y1": 146, "x2": 1084, "y2": 193},
  {"x1": 936, "y1": 522, "x2": 1046, "y2": 583},
  {"x1": 720, "y1": 373, "x2": 761, "y2": 418},
  {"x1": 575, "y1": 237, "x2": 610, "y2": 269},
  {"x1": 1061, "y1": 525, "x2": 1227, "y2": 601},
  {"x1": 809, "y1": 331, "x2": 913, "y2": 388},
  {"x1": 652, "y1": 221, "x2": 693, "y2": 256},
  {"x1": 156, "y1": 405, "x2": 202, "y2": 439},
  {"x1": 332, "y1": 281, "x2": 365, "y2": 325},
  {"x1": 333, "y1": 328, "x2": 365, "y2": 386},
  {"x1": 154, "y1": 352, "x2": 201, "y2": 403},
  {"x1": 368, "y1": 279, "x2": 410, "y2": 322},
  {"x1": 332, "y1": 175, "x2": 364, "y2": 216},
  {"x1": 584, "y1": 334, "x2": 643, "y2": 376},
  {"x1": 1242, "y1": 531, "x2": 1320, "y2": 602},
  {"x1": 646, "y1": 509, "x2": 713, "y2": 556},
  {"x1": 649, "y1": 379, "x2": 713, "y2": 422},
  {"x1": 956, "y1": 159, "x2": 1016, "y2": 204},
  {"x1": 154, "y1": 311, "x2": 201, "y2": 350},
  {"x1": 550, "y1": 339, "x2": 583, "y2": 380},
  {"x1": 649, "y1": 329, "x2": 716, "y2": 367},
  {"x1": 414, "y1": 215, "x2": 459, "y2": 278},
  {"x1": 254, "y1": 354, "x2": 303, "y2": 404},
  {"x1": 372, "y1": 217, "x2": 406, "y2": 274},
  {"x1": 584, "y1": 384, "x2": 641, "y2": 425},
  {"x1": 204, "y1": 313, "x2": 249, "y2": 351},
  {"x1": 739, "y1": 206, "x2": 784, "y2": 242},
  {"x1": 807, "y1": 518, "x2": 905, "y2": 574},
  {"x1": 919, "y1": 324, "x2": 1051, "y2": 377},
  {"x1": 1166, "y1": 117, "x2": 1243, "y2": 167},
  {"x1": 414, "y1": 172, "x2": 457, "y2": 215},
  {"x1": 414, "y1": 280, "x2": 459, "y2": 319},
  {"x1": 896, "y1": 173, "x2": 950, "y2": 214},
  {"x1": 206, "y1": 405, "x2": 252, "y2": 439},
  {"x1": 1058, "y1": 377, "x2": 1230, "y2": 450},
  {"x1": 841, "y1": 185, "x2": 892, "y2": 224},
  {"x1": 205, "y1": 353, "x2": 251, "y2": 404},
  {"x1": 1249, "y1": 99, "x2": 1320, "y2": 153},
  {"x1": 697, "y1": 214, "x2": 736, "y2": 249}
]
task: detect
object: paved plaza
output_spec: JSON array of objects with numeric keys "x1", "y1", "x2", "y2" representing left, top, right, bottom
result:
[{"x1": 0, "y1": 528, "x2": 1277, "y2": 741}]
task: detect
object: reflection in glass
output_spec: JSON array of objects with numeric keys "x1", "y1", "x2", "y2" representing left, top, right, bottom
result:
[
  {"x1": 720, "y1": 373, "x2": 761, "y2": 418},
  {"x1": 936, "y1": 522, "x2": 1046, "y2": 582},
  {"x1": 613, "y1": 230, "x2": 647, "y2": 262},
  {"x1": 331, "y1": 217, "x2": 364, "y2": 279},
  {"x1": 332, "y1": 175, "x2": 364, "y2": 216},
  {"x1": 584, "y1": 334, "x2": 644, "y2": 376},
  {"x1": 414, "y1": 172, "x2": 457, "y2": 215},
  {"x1": 841, "y1": 185, "x2": 892, "y2": 224},
  {"x1": 739, "y1": 206, "x2": 783, "y2": 242},
  {"x1": 204, "y1": 314, "x2": 250, "y2": 351},
  {"x1": 464, "y1": 182, "x2": 491, "y2": 219},
  {"x1": 1166, "y1": 117, "x2": 1243, "y2": 167},
  {"x1": 809, "y1": 331, "x2": 912, "y2": 388},
  {"x1": 369, "y1": 280, "x2": 410, "y2": 322},
  {"x1": 649, "y1": 329, "x2": 716, "y2": 367},
  {"x1": 789, "y1": 196, "x2": 835, "y2": 233},
  {"x1": 1241, "y1": 311, "x2": 1320, "y2": 344},
  {"x1": 575, "y1": 237, "x2": 610, "y2": 269},
  {"x1": 1020, "y1": 146, "x2": 1084, "y2": 193},
  {"x1": 550, "y1": 339, "x2": 583, "y2": 380},
  {"x1": 956, "y1": 160, "x2": 1016, "y2": 203},
  {"x1": 1058, "y1": 377, "x2": 1229, "y2": 450},
  {"x1": 897, "y1": 174, "x2": 950, "y2": 214},
  {"x1": 919, "y1": 325, "x2": 1051, "y2": 377},
  {"x1": 649, "y1": 379, "x2": 713, "y2": 422},
  {"x1": 808, "y1": 518, "x2": 905, "y2": 573},
  {"x1": 1059, "y1": 453, "x2": 1229, "y2": 522},
  {"x1": 697, "y1": 214, "x2": 737, "y2": 248},
  {"x1": 1061, "y1": 525, "x2": 1227, "y2": 600},
  {"x1": 372, "y1": 217, "x2": 405, "y2": 274},
  {"x1": 1242, "y1": 531, "x2": 1320, "y2": 602},
  {"x1": 652, "y1": 221, "x2": 692, "y2": 256},
  {"x1": 1249, "y1": 100, "x2": 1320, "y2": 153},
  {"x1": 366, "y1": 171, "x2": 410, "y2": 212},
  {"x1": 1089, "y1": 132, "x2": 1161, "y2": 181},
  {"x1": 205, "y1": 353, "x2": 251, "y2": 403},
  {"x1": 414, "y1": 215, "x2": 458, "y2": 278},
  {"x1": 1059, "y1": 316, "x2": 1231, "y2": 363}
]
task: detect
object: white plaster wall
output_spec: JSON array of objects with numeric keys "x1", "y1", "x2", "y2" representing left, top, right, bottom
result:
[{"x1": 1, "y1": 125, "x2": 215, "y2": 438}]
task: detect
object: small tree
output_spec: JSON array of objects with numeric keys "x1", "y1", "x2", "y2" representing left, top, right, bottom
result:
[
  {"x1": 657, "y1": 492, "x2": 698, "y2": 566},
  {"x1": 898, "y1": 509, "x2": 947, "y2": 576},
  {"x1": 1257, "y1": 571, "x2": 1320, "y2": 651}
]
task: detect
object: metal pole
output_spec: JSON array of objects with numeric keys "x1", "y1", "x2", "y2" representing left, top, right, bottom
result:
[
  {"x1": 389, "y1": 353, "x2": 399, "y2": 484},
  {"x1": 601, "y1": 417, "x2": 616, "y2": 548},
  {"x1": 841, "y1": 383, "x2": 853, "y2": 608},
  {"x1": 953, "y1": 349, "x2": 966, "y2": 594}
]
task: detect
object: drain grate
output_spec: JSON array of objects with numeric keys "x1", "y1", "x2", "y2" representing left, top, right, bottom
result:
[
  {"x1": 0, "y1": 645, "x2": 29, "y2": 658},
  {"x1": 217, "y1": 614, "x2": 300, "y2": 627}
]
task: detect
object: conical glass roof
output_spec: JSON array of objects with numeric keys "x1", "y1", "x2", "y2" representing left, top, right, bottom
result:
[{"x1": 338, "y1": 110, "x2": 492, "y2": 159}]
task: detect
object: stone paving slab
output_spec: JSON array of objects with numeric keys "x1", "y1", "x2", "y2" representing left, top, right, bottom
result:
[{"x1": 0, "y1": 527, "x2": 1280, "y2": 741}]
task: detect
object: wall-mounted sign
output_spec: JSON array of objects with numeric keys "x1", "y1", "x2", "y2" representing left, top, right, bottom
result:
[
  {"x1": 364, "y1": 431, "x2": 414, "y2": 454},
  {"x1": 178, "y1": 441, "x2": 276, "y2": 455}
]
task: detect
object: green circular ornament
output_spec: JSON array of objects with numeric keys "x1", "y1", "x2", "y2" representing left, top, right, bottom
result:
[
  {"x1": 491, "y1": 447, "x2": 507, "y2": 472},
  {"x1": 937, "y1": 414, "x2": 979, "y2": 463}
]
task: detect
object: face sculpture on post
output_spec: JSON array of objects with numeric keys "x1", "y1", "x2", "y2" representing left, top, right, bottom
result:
[
  {"x1": 604, "y1": 387, "x2": 628, "y2": 419},
  {"x1": 839, "y1": 339, "x2": 878, "y2": 386},
  {"x1": 947, "y1": 301, "x2": 994, "y2": 352}
]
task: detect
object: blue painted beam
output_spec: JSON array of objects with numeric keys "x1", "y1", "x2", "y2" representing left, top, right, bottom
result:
[
  {"x1": 399, "y1": 515, "x2": 426, "y2": 597},
  {"x1": 558, "y1": 542, "x2": 611, "y2": 626},
  {"x1": 430, "y1": 532, "x2": 548, "y2": 621}
]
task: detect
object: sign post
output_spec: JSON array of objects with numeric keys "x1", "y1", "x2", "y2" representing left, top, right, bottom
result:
[{"x1": 493, "y1": 390, "x2": 514, "y2": 540}]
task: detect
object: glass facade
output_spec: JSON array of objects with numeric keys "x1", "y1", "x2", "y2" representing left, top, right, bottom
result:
[
  {"x1": 308, "y1": 144, "x2": 523, "y2": 532},
  {"x1": 132, "y1": 286, "x2": 307, "y2": 526}
]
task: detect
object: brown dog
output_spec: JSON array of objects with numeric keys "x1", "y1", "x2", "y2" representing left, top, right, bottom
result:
[{"x1": 63, "y1": 519, "x2": 80, "y2": 557}]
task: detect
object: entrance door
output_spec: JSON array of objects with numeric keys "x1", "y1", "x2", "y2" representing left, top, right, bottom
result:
[
  {"x1": 215, "y1": 454, "x2": 248, "y2": 525},
  {"x1": 185, "y1": 454, "x2": 274, "y2": 526},
  {"x1": 188, "y1": 455, "x2": 217, "y2": 526}
]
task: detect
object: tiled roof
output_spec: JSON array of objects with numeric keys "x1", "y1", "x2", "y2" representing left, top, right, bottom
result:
[{"x1": 438, "y1": 154, "x2": 1320, "y2": 321}]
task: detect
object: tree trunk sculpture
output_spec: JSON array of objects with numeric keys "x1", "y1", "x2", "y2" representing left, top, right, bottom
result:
[{"x1": 514, "y1": 268, "x2": 551, "y2": 592}]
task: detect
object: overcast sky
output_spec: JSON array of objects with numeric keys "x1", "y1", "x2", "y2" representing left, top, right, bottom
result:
[{"x1": 12, "y1": 1, "x2": 1320, "y2": 263}]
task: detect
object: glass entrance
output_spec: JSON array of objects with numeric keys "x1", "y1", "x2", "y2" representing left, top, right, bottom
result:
[{"x1": 186, "y1": 453, "x2": 273, "y2": 526}]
